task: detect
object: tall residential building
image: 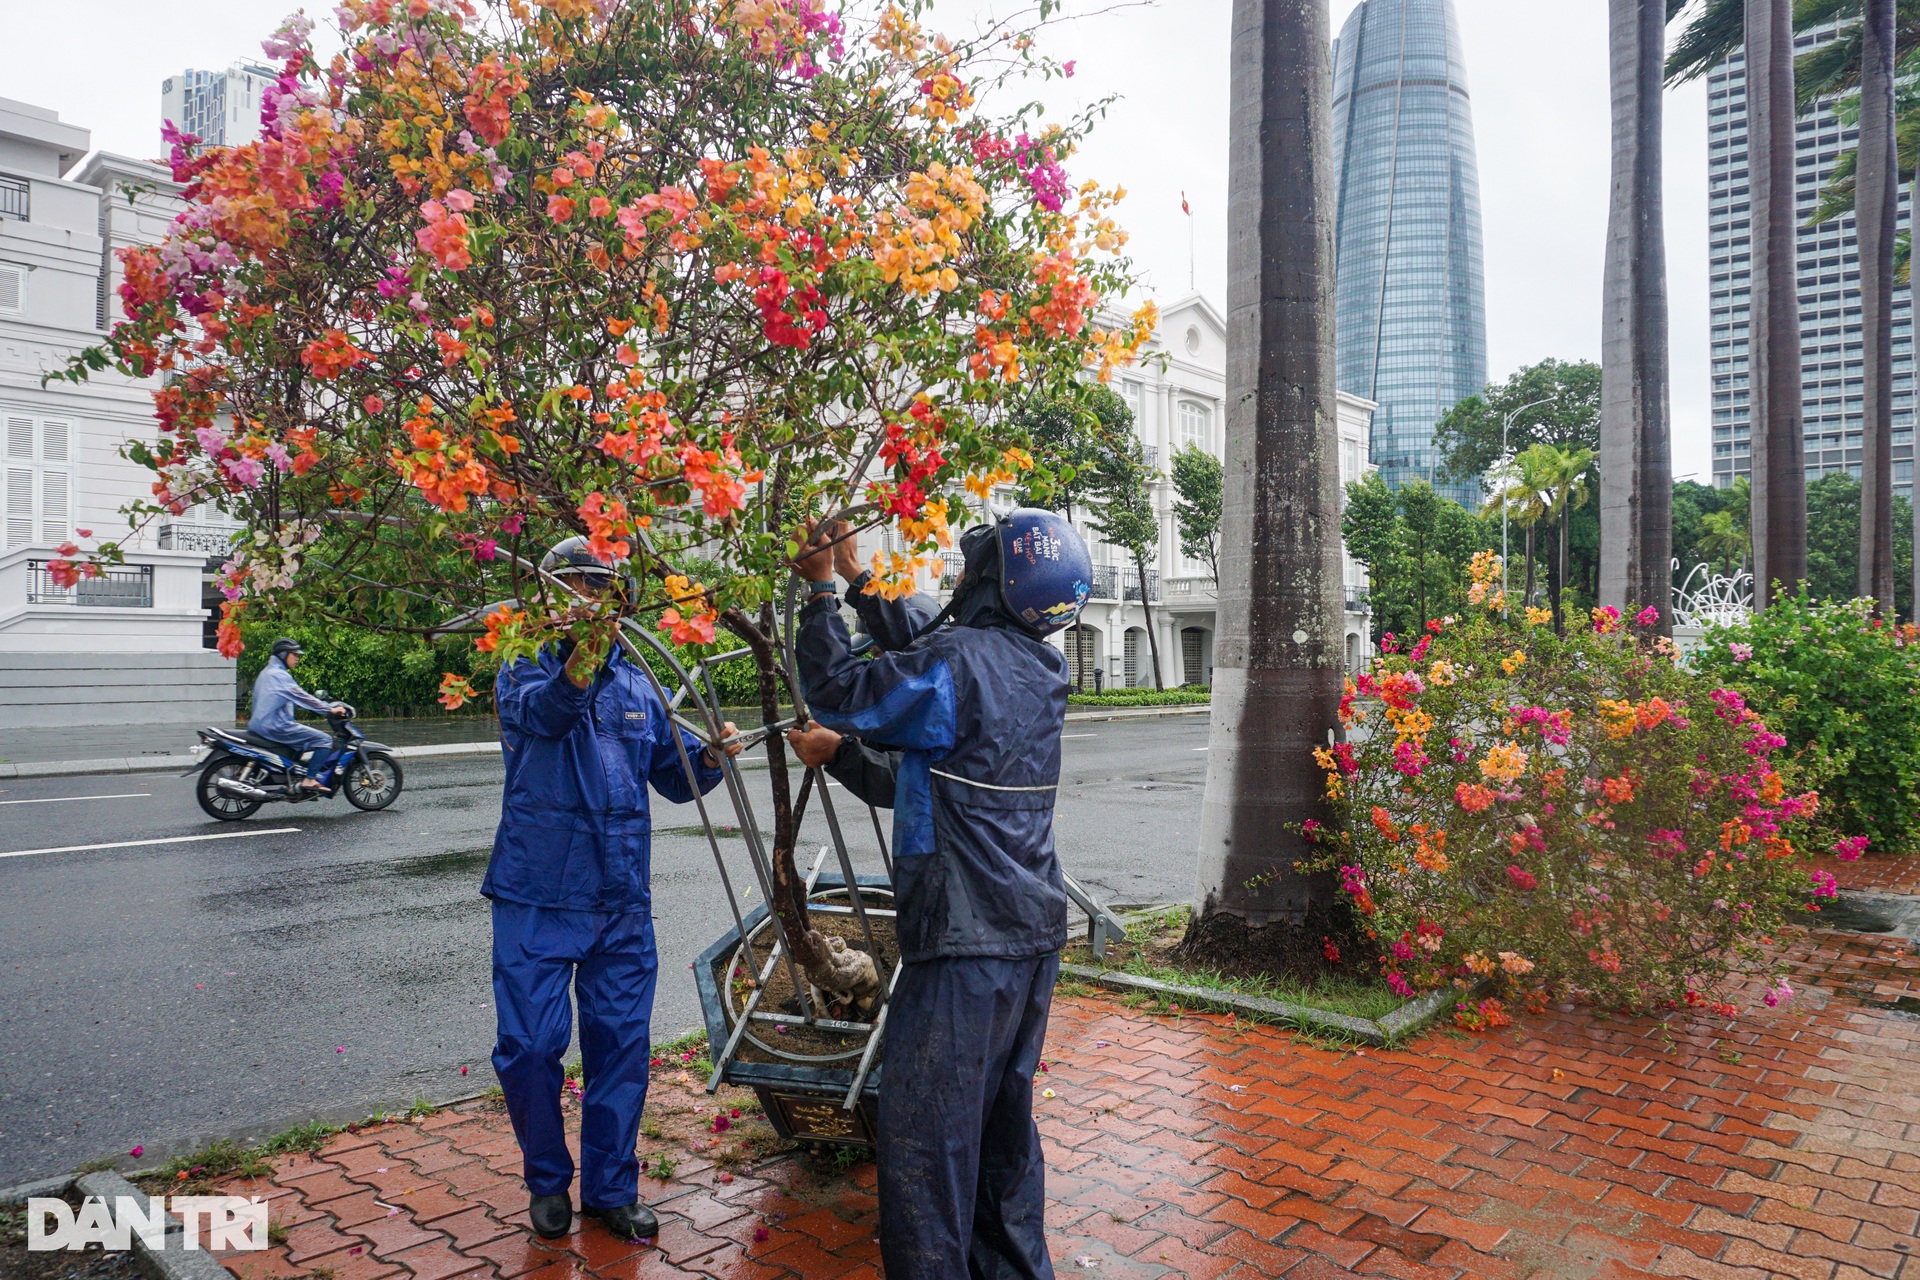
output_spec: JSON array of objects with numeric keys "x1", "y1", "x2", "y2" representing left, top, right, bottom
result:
[
  {"x1": 1707, "y1": 27, "x2": 1914, "y2": 495},
  {"x1": 1330, "y1": 0, "x2": 1489, "y2": 507},
  {"x1": 160, "y1": 63, "x2": 278, "y2": 148}
]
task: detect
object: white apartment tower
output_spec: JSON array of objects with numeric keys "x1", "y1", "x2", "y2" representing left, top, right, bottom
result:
[
  {"x1": 1708, "y1": 25, "x2": 1915, "y2": 495},
  {"x1": 160, "y1": 63, "x2": 278, "y2": 148}
]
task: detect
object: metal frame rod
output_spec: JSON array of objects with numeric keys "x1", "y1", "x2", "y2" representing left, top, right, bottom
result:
[{"x1": 842, "y1": 958, "x2": 906, "y2": 1110}]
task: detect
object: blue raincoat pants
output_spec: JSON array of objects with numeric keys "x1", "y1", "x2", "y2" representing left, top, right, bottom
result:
[
  {"x1": 483, "y1": 646, "x2": 720, "y2": 1210},
  {"x1": 799, "y1": 590, "x2": 1069, "y2": 1280}
]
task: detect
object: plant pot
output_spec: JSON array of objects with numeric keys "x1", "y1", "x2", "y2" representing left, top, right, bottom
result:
[{"x1": 693, "y1": 871, "x2": 895, "y2": 1149}]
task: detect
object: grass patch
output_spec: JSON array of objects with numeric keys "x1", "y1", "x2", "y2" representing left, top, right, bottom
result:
[
  {"x1": 653, "y1": 1030, "x2": 713, "y2": 1079},
  {"x1": 1064, "y1": 902, "x2": 1403, "y2": 1024}
]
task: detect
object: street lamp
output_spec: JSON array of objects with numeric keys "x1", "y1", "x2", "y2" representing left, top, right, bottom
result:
[{"x1": 1498, "y1": 396, "x2": 1553, "y2": 598}]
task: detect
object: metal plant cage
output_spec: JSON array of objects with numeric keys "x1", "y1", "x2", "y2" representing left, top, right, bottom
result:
[{"x1": 427, "y1": 549, "x2": 1129, "y2": 1152}]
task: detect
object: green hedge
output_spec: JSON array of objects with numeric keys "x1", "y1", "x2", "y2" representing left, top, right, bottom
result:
[
  {"x1": 237, "y1": 620, "x2": 769, "y2": 718},
  {"x1": 1066, "y1": 686, "x2": 1211, "y2": 707}
]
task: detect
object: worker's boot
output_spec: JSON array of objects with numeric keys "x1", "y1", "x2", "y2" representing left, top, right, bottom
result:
[
  {"x1": 528, "y1": 1193, "x2": 572, "y2": 1239},
  {"x1": 584, "y1": 1203, "x2": 658, "y2": 1243}
]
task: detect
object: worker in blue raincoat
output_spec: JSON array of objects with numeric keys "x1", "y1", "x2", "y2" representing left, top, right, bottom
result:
[
  {"x1": 793, "y1": 509, "x2": 1091, "y2": 1280},
  {"x1": 485, "y1": 537, "x2": 740, "y2": 1243},
  {"x1": 248, "y1": 638, "x2": 348, "y2": 791}
]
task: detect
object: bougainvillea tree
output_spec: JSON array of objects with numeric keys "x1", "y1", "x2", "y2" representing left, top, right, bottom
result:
[
  {"x1": 60, "y1": 0, "x2": 1148, "y2": 1003},
  {"x1": 1309, "y1": 553, "x2": 1830, "y2": 1019}
]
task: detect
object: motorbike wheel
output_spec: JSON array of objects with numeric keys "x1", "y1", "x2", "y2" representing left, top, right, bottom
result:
[
  {"x1": 343, "y1": 752, "x2": 403, "y2": 811},
  {"x1": 198, "y1": 757, "x2": 265, "y2": 821}
]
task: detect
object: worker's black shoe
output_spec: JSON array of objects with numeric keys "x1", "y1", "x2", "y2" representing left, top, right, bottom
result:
[
  {"x1": 528, "y1": 1193, "x2": 572, "y2": 1239},
  {"x1": 584, "y1": 1202, "x2": 657, "y2": 1242}
]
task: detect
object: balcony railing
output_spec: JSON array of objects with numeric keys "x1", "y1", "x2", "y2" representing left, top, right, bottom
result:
[
  {"x1": 1344, "y1": 586, "x2": 1371, "y2": 612},
  {"x1": 1123, "y1": 568, "x2": 1160, "y2": 603},
  {"x1": 0, "y1": 175, "x2": 27, "y2": 222},
  {"x1": 27, "y1": 561, "x2": 154, "y2": 607},
  {"x1": 159, "y1": 521, "x2": 242, "y2": 555}
]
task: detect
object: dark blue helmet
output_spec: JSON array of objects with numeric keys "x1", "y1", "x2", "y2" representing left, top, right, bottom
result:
[{"x1": 995, "y1": 507, "x2": 1092, "y2": 636}]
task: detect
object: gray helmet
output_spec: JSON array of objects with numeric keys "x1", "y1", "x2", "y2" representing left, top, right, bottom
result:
[
  {"x1": 541, "y1": 535, "x2": 621, "y2": 579},
  {"x1": 541, "y1": 536, "x2": 637, "y2": 601},
  {"x1": 270, "y1": 637, "x2": 304, "y2": 660}
]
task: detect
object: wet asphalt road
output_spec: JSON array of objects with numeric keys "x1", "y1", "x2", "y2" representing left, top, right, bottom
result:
[{"x1": 0, "y1": 712, "x2": 1209, "y2": 1184}]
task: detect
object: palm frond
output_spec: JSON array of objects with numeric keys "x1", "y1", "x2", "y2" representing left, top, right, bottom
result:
[{"x1": 1667, "y1": 0, "x2": 1748, "y2": 85}]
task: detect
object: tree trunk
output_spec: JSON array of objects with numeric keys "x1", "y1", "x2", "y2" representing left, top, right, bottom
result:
[
  {"x1": 1137, "y1": 557, "x2": 1166, "y2": 690},
  {"x1": 1523, "y1": 523, "x2": 1537, "y2": 608},
  {"x1": 1745, "y1": 0, "x2": 1807, "y2": 603},
  {"x1": 1552, "y1": 508, "x2": 1570, "y2": 636},
  {"x1": 1598, "y1": 0, "x2": 1673, "y2": 635},
  {"x1": 1858, "y1": 0, "x2": 1897, "y2": 614},
  {"x1": 1182, "y1": 0, "x2": 1346, "y2": 980}
]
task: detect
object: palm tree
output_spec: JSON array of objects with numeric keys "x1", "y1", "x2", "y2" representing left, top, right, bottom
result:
[
  {"x1": 1667, "y1": 0, "x2": 1808, "y2": 604},
  {"x1": 1858, "y1": 0, "x2": 1899, "y2": 613},
  {"x1": 1181, "y1": 0, "x2": 1345, "y2": 978},
  {"x1": 1600, "y1": 0, "x2": 1675, "y2": 635},
  {"x1": 1698, "y1": 508, "x2": 1751, "y2": 575},
  {"x1": 1484, "y1": 450, "x2": 1554, "y2": 608},
  {"x1": 1516, "y1": 443, "x2": 1596, "y2": 634}
]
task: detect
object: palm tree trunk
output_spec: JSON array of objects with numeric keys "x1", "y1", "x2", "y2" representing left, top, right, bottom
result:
[
  {"x1": 1553, "y1": 508, "x2": 1569, "y2": 635},
  {"x1": 1137, "y1": 556, "x2": 1165, "y2": 690},
  {"x1": 1599, "y1": 0, "x2": 1673, "y2": 635},
  {"x1": 1183, "y1": 0, "x2": 1344, "y2": 979},
  {"x1": 1745, "y1": 0, "x2": 1807, "y2": 603},
  {"x1": 1858, "y1": 0, "x2": 1897, "y2": 614},
  {"x1": 1523, "y1": 524, "x2": 1537, "y2": 608}
]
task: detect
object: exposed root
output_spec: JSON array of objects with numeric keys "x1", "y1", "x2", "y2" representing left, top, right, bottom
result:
[{"x1": 800, "y1": 931, "x2": 882, "y2": 1013}]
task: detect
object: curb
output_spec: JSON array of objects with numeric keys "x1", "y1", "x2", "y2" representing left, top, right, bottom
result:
[
  {"x1": 0, "y1": 740, "x2": 502, "y2": 779},
  {"x1": 4, "y1": 1172, "x2": 233, "y2": 1280},
  {"x1": 1058, "y1": 962, "x2": 1485, "y2": 1047}
]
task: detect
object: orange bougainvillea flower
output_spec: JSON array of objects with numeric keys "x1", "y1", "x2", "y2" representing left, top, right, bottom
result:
[
  {"x1": 438, "y1": 672, "x2": 477, "y2": 710},
  {"x1": 301, "y1": 329, "x2": 369, "y2": 379}
]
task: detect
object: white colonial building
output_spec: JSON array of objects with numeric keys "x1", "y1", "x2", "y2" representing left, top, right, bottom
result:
[
  {"x1": 0, "y1": 97, "x2": 235, "y2": 762},
  {"x1": 854, "y1": 292, "x2": 1375, "y2": 689}
]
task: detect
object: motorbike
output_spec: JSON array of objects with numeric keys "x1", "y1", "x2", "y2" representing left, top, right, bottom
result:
[{"x1": 191, "y1": 695, "x2": 404, "y2": 820}]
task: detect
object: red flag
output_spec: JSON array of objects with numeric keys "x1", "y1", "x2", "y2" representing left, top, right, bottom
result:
[{"x1": 1180, "y1": 191, "x2": 1191, "y2": 217}]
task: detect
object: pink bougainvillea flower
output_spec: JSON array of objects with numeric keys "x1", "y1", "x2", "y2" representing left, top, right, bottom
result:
[
  {"x1": 1728, "y1": 642, "x2": 1753, "y2": 662},
  {"x1": 1833, "y1": 834, "x2": 1869, "y2": 861},
  {"x1": 130, "y1": 1145, "x2": 144, "y2": 1158}
]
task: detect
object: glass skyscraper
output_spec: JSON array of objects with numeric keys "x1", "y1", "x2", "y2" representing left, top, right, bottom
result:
[{"x1": 1330, "y1": 0, "x2": 1488, "y2": 506}]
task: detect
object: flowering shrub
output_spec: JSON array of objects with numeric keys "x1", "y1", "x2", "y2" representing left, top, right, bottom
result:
[
  {"x1": 58, "y1": 0, "x2": 1148, "y2": 1002},
  {"x1": 1695, "y1": 592, "x2": 1920, "y2": 856},
  {"x1": 1311, "y1": 553, "x2": 1825, "y2": 1013}
]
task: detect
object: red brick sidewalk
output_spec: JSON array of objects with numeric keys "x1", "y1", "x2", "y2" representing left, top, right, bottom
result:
[{"x1": 209, "y1": 880, "x2": 1920, "y2": 1280}]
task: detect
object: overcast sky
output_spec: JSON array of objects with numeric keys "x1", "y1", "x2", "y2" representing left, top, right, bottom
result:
[{"x1": 0, "y1": 0, "x2": 1713, "y2": 481}]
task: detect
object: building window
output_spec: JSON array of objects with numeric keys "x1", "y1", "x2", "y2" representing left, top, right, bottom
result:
[
  {"x1": 1177, "y1": 400, "x2": 1211, "y2": 450},
  {"x1": 4, "y1": 413, "x2": 73, "y2": 549},
  {"x1": 1117, "y1": 379, "x2": 1143, "y2": 425},
  {"x1": 0, "y1": 262, "x2": 24, "y2": 315}
]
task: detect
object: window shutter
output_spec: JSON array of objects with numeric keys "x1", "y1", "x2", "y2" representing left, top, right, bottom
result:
[
  {"x1": 40, "y1": 419, "x2": 69, "y2": 463},
  {"x1": 39, "y1": 469, "x2": 69, "y2": 542},
  {"x1": 5, "y1": 466, "x2": 32, "y2": 548},
  {"x1": 5, "y1": 415, "x2": 31, "y2": 461},
  {"x1": 0, "y1": 264, "x2": 23, "y2": 315}
]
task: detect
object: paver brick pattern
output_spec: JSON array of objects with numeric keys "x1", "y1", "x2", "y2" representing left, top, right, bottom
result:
[{"x1": 212, "y1": 865, "x2": 1920, "y2": 1279}]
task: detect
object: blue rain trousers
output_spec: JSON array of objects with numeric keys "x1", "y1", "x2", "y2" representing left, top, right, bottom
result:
[
  {"x1": 491, "y1": 900, "x2": 658, "y2": 1209},
  {"x1": 879, "y1": 952, "x2": 1060, "y2": 1280}
]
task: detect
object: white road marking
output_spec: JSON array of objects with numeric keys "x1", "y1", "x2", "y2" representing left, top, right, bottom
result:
[
  {"x1": 1192, "y1": 746, "x2": 1210, "y2": 751},
  {"x1": 0, "y1": 792, "x2": 151, "y2": 806},
  {"x1": 1061, "y1": 733, "x2": 1098, "y2": 739},
  {"x1": 0, "y1": 827, "x2": 302, "y2": 860}
]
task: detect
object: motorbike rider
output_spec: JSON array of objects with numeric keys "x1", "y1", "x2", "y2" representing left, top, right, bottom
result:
[
  {"x1": 793, "y1": 510, "x2": 1090, "y2": 1280},
  {"x1": 248, "y1": 639, "x2": 348, "y2": 792},
  {"x1": 485, "y1": 537, "x2": 742, "y2": 1243}
]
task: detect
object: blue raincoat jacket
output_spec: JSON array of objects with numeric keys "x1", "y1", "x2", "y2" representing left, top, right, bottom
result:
[
  {"x1": 248, "y1": 657, "x2": 335, "y2": 753},
  {"x1": 797, "y1": 593, "x2": 1070, "y2": 962},
  {"x1": 483, "y1": 645, "x2": 721, "y2": 912}
]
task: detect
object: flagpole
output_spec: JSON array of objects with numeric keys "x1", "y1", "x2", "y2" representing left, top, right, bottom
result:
[{"x1": 1182, "y1": 191, "x2": 1195, "y2": 291}]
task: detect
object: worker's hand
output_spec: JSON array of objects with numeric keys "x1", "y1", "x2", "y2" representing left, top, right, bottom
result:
[
  {"x1": 564, "y1": 617, "x2": 618, "y2": 689},
  {"x1": 703, "y1": 721, "x2": 745, "y2": 768},
  {"x1": 828, "y1": 521, "x2": 863, "y2": 583},
  {"x1": 786, "y1": 720, "x2": 843, "y2": 769},
  {"x1": 792, "y1": 518, "x2": 836, "y2": 584}
]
